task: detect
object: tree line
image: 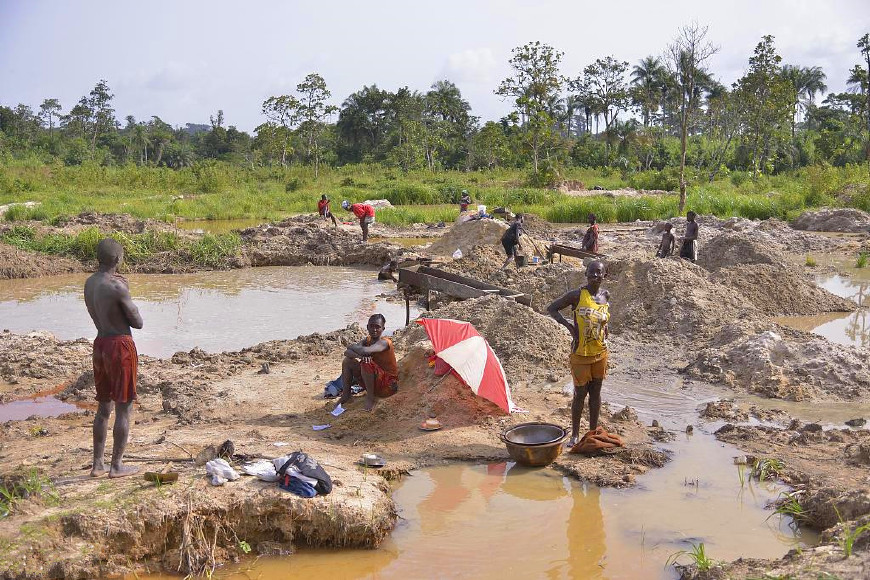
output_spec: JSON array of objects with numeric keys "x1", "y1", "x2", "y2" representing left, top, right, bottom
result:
[{"x1": 2, "y1": 30, "x2": 868, "y2": 195}]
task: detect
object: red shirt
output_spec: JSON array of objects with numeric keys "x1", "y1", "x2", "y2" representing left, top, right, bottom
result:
[
  {"x1": 350, "y1": 203, "x2": 375, "y2": 219},
  {"x1": 317, "y1": 200, "x2": 330, "y2": 214}
]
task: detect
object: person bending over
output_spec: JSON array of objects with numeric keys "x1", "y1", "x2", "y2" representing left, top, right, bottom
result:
[
  {"x1": 84, "y1": 238, "x2": 144, "y2": 478},
  {"x1": 342, "y1": 200, "x2": 375, "y2": 242},
  {"x1": 547, "y1": 260, "x2": 610, "y2": 448},
  {"x1": 337, "y1": 314, "x2": 398, "y2": 411}
]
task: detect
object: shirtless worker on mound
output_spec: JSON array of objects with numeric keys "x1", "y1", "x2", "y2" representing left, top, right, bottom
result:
[
  {"x1": 84, "y1": 239, "x2": 143, "y2": 478},
  {"x1": 336, "y1": 314, "x2": 398, "y2": 411}
]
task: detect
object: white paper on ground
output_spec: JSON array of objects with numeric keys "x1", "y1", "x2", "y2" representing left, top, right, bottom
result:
[
  {"x1": 331, "y1": 404, "x2": 345, "y2": 417},
  {"x1": 312, "y1": 424, "x2": 331, "y2": 431}
]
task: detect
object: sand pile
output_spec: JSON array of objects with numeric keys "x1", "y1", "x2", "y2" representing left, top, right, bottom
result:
[
  {"x1": 0, "y1": 245, "x2": 82, "y2": 279},
  {"x1": 686, "y1": 325, "x2": 870, "y2": 401},
  {"x1": 394, "y1": 294, "x2": 572, "y2": 380},
  {"x1": 53, "y1": 211, "x2": 177, "y2": 235},
  {"x1": 710, "y1": 264, "x2": 856, "y2": 315},
  {"x1": 792, "y1": 209, "x2": 870, "y2": 233},
  {"x1": 605, "y1": 257, "x2": 760, "y2": 340},
  {"x1": 427, "y1": 218, "x2": 507, "y2": 257},
  {"x1": 322, "y1": 345, "x2": 507, "y2": 442},
  {"x1": 239, "y1": 216, "x2": 401, "y2": 266},
  {"x1": 696, "y1": 231, "x2": 789, "y2": 271}
]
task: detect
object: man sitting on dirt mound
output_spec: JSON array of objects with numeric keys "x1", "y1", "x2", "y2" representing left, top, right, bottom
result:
[
  {"x1": 547, "y1": 260, "x2": 610, "y2": 448},
  {"x1": 342, "y1": 200, "x2": 375, "y2": 242},
  {"x1": 336, "y1": 313, "x2": 399, "y2": 411},
  {"x1": 84, "y1": 238, "x2": 144, "y2": 479}
]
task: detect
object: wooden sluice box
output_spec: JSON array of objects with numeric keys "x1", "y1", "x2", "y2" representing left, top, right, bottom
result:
[{"x1": 397, "y1": 265, "x2": 532, "y2": 324}]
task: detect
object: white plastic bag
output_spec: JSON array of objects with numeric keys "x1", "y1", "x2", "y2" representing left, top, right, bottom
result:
[
  {"x1": 240, "y1": 459, "x2": 279, "y2": 482},
  {"x1": 205, "y1": 458, "x2": 240, "y2": 482},
  {"x1": 452, "y1": 248, "x2": 463, "y2": 259}
]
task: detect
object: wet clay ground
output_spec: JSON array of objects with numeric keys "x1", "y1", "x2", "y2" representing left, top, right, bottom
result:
[{"x1": 1, "y1": 209, "x2": 870, "y2": 579}]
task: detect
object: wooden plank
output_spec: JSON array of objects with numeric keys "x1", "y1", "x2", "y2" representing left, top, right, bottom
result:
[{"x1": 398, "y1": 265, "x2": 532, "y2": 306}]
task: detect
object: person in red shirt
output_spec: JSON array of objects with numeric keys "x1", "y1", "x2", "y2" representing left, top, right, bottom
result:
[
  {"x1": 581, "y1": 213, "x2": 599, "y2": 254},
  {"x1": 342, "y1": 200, "x2": 375, "y2": 242},
  {"x1": 317, "y1": 194, "x2": 337, "y2": 228}
]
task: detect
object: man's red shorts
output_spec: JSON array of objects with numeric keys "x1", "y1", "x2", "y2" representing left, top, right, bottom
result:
[
  {"x1": 93, "y1": 335, "x2": 138, "y2": 403},
  {"x1": 358, "y1": 361, "x2": 399, "y2": 398}
]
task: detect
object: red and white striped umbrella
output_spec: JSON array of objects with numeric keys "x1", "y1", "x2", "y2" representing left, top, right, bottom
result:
[{"x1": 417, "y1": 318, "x2": 514, "y2": 414}]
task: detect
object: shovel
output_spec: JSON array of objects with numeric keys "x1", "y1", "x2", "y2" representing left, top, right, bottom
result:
[{"x1": 144, "y1": 462, "x2": 179, "y2": 484}]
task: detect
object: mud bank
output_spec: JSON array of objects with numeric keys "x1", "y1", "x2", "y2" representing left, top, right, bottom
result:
[
  {"x1": 791, "y1": 208, "x2": 870, "y2": 233},
  {"x1": 0, "y1": 213, "x2": 418, "y2": 279}
]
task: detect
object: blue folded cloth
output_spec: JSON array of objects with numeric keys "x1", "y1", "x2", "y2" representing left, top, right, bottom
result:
[{"x1": 279, "y1": 475, "x2": 317, "y2": 497}]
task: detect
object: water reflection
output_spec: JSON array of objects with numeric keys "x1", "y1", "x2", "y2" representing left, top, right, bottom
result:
[
  {"x1": 148, "y1": 458, "x2": 811, "y2": 580},
  {"x1": 776, "y1": 273, "x2": 870, "y2": 349},
  {"x1": 0, "y1": 267, "x2": 416, "y2": 358}
]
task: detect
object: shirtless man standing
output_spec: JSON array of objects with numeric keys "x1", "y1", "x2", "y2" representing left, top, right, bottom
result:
[{"x1": 84, "y1": 239, "x2": 143, "y2": 478}]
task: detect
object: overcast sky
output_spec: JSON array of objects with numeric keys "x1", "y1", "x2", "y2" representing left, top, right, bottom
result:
[{"x1": 1, "y1": 0, "x2": 867, "y2": 132}]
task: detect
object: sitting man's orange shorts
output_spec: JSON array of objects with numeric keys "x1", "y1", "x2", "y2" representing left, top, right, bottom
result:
[
  {"x1": 358, "y1": 361, "x2": 399, "y2": 398},
  {"x1": 569, "y1": 350, "x2": 607, "y2": 387},
  {"x1": 93, "y1": 335, "x2": 138, "y2": 403}
]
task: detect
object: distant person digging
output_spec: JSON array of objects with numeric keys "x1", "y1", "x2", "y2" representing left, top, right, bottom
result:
[
  {"x1": 335, "y1": 314, "x2": 399, "y2": 412},
  {"x1": 656, "y1": 223, "x2": 675, "y2": 258},
  {"x1": 342, "y1": 200, "x2": 375, "y2": 242},
  {"x1": 581, "y1": 213, "x2": 599, "y2": 254},
  {"x1": 318, "y1": 194, "x2": 338, "y2": 228},
  {"x1": 500, "y1": 213, "x2": 525, "y2": 270},
  {"x1": 84, "y1": 239, "x2": 143, "y2": 479},
  {"x1": 679, "y1": 211, "x2": 699, "y2": 263},
  {"x1": 459, "y1": 190, "x2": 472, "y2": 212}
]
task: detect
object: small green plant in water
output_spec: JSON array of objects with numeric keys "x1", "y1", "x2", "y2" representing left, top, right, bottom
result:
[
  {"x1": 752, "y1": 457, "x2": 784, "y2": 481},
  {"x1": 805, "y1": 255, "x2": 817, "y2": 267},
  {"x1": 856, "y1": 252, "x2": 868, "y2": 269},
  {"x1": 770, "y1": 491, "x2": 808, "y2": 525},
  {"x1": 237, "y1": 540, "x2": 252, "y2": 554},
  {"x1": 666, "y1": 541, "x2": 716, "y2": 571}
]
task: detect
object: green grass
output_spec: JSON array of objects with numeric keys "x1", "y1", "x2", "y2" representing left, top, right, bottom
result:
[
  {"x1": 770, "y1": 491, "x2": 809, "y2": 525},
  {"x1": 806, "y1": 255, "x2": 817, "y2": 267},
  {"x1": 0, "y1": 225, "x2": 241, "y2": 268},
  {"x1": 857, "y1": 252, "x2": 868, "y2": 269},
  {"x1": 752, "y1": 457, "x2": 784, "y2": 482},
  {"x1": 666, "y1": 541, "x2": 716, "y2": 571},
  {"x1": 1, "y1": 160, "x2": 868, "y2": 225}
]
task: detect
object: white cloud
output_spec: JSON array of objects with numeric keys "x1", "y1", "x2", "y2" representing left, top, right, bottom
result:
[{"x1": 441, "y1": 48, "x2": 498, "y2": 85}]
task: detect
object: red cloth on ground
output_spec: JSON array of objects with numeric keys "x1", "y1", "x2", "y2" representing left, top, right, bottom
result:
[
  {"x1": 569, "y1": 426, "x2": 624, "y2": 455},
  {"x1": 93, "y1": 335, "x2": 138, "y2": 403}
]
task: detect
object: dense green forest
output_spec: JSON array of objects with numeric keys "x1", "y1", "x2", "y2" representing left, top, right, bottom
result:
[{"x1": 1, "y1": 31, "x2": 869, "y2": 224}]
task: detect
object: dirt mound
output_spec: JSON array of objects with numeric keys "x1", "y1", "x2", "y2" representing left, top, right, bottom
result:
[
  {"x1": 0, "y1": 331, "x2": 93, "y2": 401},
  {"x1": 0, "y1": 244, "x2": 83, "y2": 279},
  {"x1": 518, "y1": 213, "x2": 560, "y2": 240},
  {"x1": 54, "y1": 211, "x2": 176, "y2": 235},
  {"x1": 239, "y1": 216, "x2": 403, "y2": 266},
  {"x1": 324, "y1": 345, "x2": 507, "y2": 441},
  {"x1": 394, "y1": 294, "x2": 571, "y2": 380},
  {"x1": 696, "y1": 231, "x2": 788, "y2": 271},
  {"x1": 427, "y1": 218, "x2": 507, "y2": 257},
  {"x1": 710, "y1": 263, "x2": 856, "y2": 315},
  {"x1": 686, "y1": 326, "x2": 870, "y2": 401},
  {"x1": 792, "y1": 208, "x2": 870, "y2": 233},
  {"x1": 605, "y1": 257, "x2": 761, "y2": 340}
]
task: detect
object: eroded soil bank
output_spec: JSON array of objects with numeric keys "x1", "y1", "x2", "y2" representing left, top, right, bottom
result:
[{"x1": 1, "y1": 208, "x2": 869, "y2": 578}]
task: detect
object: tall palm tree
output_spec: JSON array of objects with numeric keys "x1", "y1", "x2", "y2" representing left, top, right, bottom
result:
[
  {"x1": 781, "y1": 64, "x2": 828, "y2": 134},
  {"x1": 631, "y1": 56, "x2": 665, "y2": 127}
]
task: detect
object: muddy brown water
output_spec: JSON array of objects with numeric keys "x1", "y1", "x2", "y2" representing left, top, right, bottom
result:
[
  {"x1": 137, "y1": 454, "x2": 813, "y2": 580},
  {"x1": 135, "y1": 374, "x2": 816, "y2": 580},
  {"x1": 775, "y1": 272, "x2": 870, "y2": 349},
  {"x1": 0, "y1": 266, "x2": 415, "y2": 358}
]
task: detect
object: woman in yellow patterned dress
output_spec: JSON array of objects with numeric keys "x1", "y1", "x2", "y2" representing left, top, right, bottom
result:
[{"x1": 547, "y1": 260, "x2": 610, "y2": 448}]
